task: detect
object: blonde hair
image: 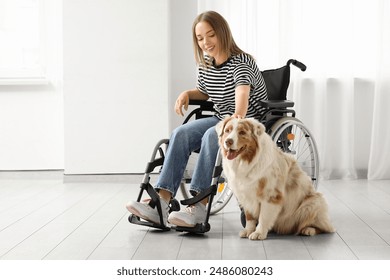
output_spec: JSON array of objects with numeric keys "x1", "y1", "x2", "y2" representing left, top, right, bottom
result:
[{"x1": 192, "y1": 11, "x2": 246, "y2": 67}]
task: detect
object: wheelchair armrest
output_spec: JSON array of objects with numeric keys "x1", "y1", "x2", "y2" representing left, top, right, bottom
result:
[
  {"x1": 189, "y1": 99, "x2": 215, "y2": 111},
  {"x1": 182, "y1": 99, "x2": 215, "y2": 124},
  {"x1": 259, "y1": 100, "x2": 294, "y2": 108}
]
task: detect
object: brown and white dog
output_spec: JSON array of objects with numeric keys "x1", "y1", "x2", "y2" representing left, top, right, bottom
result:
[{"x1": 216, "y1": 117, "x2": 335, "y2": 240}]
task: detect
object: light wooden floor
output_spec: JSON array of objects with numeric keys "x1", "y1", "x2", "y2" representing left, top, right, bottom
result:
[{"x1": 0, "y1": 171, "x2": 389, "y2": 260}]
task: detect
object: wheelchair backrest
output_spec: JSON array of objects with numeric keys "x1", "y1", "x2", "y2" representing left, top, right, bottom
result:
[
  {"x1": 261, "y1": 59, "x2": 306, "y2": 101},
  {"x1": 261, "y1": 65, "x2": 290, "y2": 101}
]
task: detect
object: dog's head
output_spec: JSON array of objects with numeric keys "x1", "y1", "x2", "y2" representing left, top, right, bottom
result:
[{"x1": 216, "y1": 117, "x2": 266, "y2": 162}]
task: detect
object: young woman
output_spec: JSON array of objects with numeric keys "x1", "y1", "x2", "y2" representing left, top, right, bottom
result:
[{"x1": 126, "y1": 10, "x2": 268, "y2": 228}]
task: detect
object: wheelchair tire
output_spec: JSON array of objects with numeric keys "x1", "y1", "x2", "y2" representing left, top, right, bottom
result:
[{"x1": 268, "y1": 117, "x2": 320, "y2": 189}]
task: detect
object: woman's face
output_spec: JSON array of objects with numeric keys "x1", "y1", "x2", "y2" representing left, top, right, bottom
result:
[{"x1": 195, "y1": 21, "x2": 225, "y2": 63}]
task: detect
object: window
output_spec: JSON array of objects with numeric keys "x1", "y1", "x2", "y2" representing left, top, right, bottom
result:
[{"x1": 0, "y1": 0, "x2": 46, "y2": 83}]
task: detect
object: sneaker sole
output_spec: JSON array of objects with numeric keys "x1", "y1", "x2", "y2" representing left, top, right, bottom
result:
[{"x1": 168, "y1": 217, "x2": 195, "y2": 228}]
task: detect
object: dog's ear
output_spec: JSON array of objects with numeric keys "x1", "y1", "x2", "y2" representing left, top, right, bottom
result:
[
  {"x1": 256, "y1": 122, "x2": 266, "y2": 136},
  {"x1": 247, "y1": 118, "x2": 265, "y2": 137},
  {"x1": 215, "y1": 116, "x2": 233, "y2": 137}
]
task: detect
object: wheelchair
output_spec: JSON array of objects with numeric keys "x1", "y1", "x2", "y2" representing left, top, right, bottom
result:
[{"x1": 128, "y1": 59, "x2": 319, "y2": 234}]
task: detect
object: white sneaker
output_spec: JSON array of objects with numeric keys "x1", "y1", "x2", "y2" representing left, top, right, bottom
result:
[
  {"x1": 168, "y1": 202, "x2": 207, "y2": 227},
  {"x1": 126, "y1": 198, "x2": 169, "y2": 226}
]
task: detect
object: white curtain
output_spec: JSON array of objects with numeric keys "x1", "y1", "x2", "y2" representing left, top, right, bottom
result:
[{"x1": 198, "y1": 0, "x2": 390, "y2": 180}]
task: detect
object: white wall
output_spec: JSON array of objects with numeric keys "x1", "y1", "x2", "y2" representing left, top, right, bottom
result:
[
  {"x1": 63, "y1": 0, "x2": 170, "y2": 174},
  {"x1": 0, "y1": 85, "x2": 64, "y2": 170},
  {"x1": 168, "y1": 0, "x2": 198, "y2": 131}
]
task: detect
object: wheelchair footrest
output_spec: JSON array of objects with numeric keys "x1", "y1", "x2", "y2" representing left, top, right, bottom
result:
[
  {"x1": 128, "y1": 214, "x2": 171, "y2": 231},
  {"x1": 173, "y1": 223, "x2": 211, "y2": 234}
]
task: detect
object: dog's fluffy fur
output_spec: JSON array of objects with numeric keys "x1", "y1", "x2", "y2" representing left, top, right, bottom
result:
[{"x1": 216, "y1": 117, "x2": 335, "y2": 240}]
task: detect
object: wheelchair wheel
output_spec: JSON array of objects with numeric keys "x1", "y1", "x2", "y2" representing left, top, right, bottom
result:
[
  {"x1": 268, "y1": 117, "x2": 320, "y2": 189},
  {"x1": 179, "y1": 173, "x2": 233, "y2": 215}
]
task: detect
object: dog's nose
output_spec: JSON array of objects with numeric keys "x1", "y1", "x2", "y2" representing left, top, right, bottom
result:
[{"x1": 225, "y1": 138, "x2": 233, "y2": 147}]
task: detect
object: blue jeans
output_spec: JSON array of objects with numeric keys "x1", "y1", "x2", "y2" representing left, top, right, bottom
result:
[{"x1": 155, "y1": 116, "x2": 220, "y2": 197}]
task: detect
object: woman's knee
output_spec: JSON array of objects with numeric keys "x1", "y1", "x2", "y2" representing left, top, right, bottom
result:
[
  {"x1": 202, "y1": 126, "x2": 218, "y2": 143},
  {"x1": 171, "y1": 125, "x2": 191, "y2": 141},
  {"x1": 201, "y1": 127, "x2": 219, "y2": 153}
]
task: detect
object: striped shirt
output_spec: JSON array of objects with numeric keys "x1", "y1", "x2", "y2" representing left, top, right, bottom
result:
[{"x1": 196, "y1": 53, "x2": 268, "y2": 120}]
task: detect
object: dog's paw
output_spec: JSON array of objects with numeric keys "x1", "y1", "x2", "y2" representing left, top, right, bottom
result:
[
  {"x1": 239, "y1": 228, "x2": 254, "y2": 238},
  {"x1": 248, "y1": 231, "x2": 268, "y2": 240},
  {"x1": 301, "y1": 227, "x2": 317, "y2": 236}
]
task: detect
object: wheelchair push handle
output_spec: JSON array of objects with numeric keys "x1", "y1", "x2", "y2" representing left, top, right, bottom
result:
[{"x1": 287, "y1": 59, "x2": 307, "y2": 71}]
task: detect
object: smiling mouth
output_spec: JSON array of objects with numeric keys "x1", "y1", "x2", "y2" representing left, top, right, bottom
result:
[{"x1": 226, "y1": 146, "x2": 246, "y2": 160}]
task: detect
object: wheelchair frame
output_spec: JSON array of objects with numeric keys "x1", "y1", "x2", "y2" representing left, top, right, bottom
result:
[{"x1": 128, "y1": 59, "x2": 319, "y2": 234}]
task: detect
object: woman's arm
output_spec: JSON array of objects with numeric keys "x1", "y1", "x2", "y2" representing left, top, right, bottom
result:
[
  {"x1": 233, "y1": 84, "x2": 250, "y2": 118},
  {"x1": 175, "y1": 88, "x2": 209, "y2": 116}
]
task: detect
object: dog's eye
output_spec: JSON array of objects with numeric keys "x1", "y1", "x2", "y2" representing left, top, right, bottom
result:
[
  {"x1": 239, "y1": 130, "x2": 246, "y2": 136},
  {"x1": 224, "y1": 128, "x2": 231, "y2": 134}
]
